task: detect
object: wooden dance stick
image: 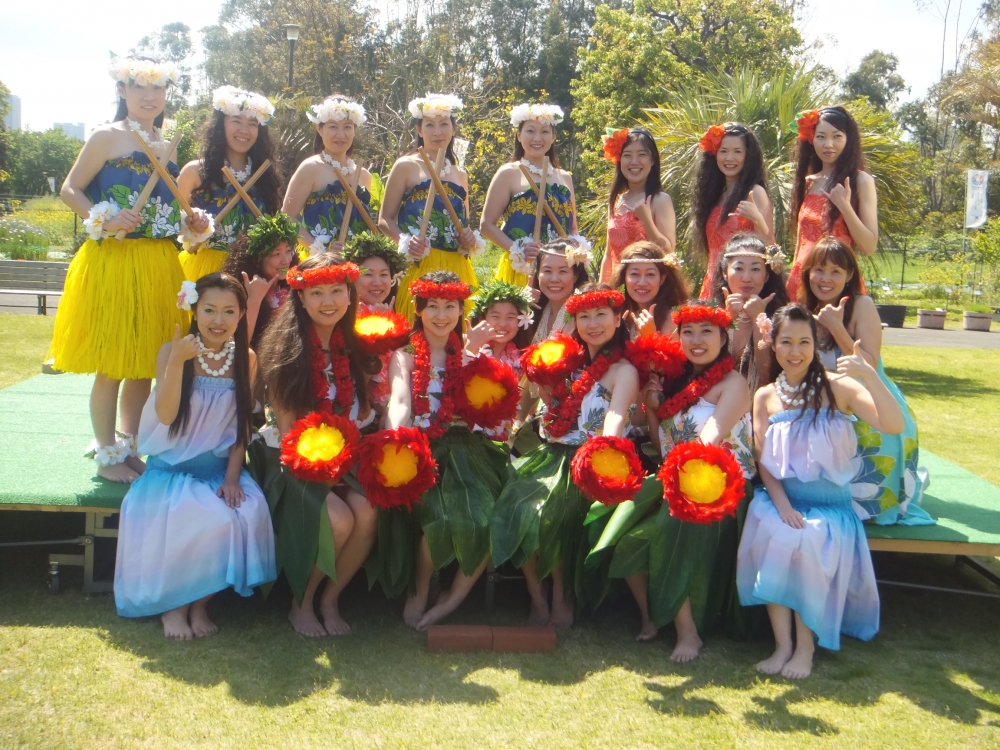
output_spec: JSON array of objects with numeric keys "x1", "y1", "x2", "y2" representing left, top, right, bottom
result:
[
  {"x1": 418, "y1": 148, "x2": 447, "y2": 242},
  {"x1": 517, "y1": 163, "x2": 567, "y2": 239},
  {"x1": 130, "y1": 130, "x2": 194, "y2": 216},
  {"x1": 213, "y1": 159, "x2": 272, "y2": 226},
  {"x1": 332, "y1": 167, "x2": 380, "y2": 235},
  {"x1": 337, "y1": 167, "x2": 361, "y2": 243},
  {"x1": 417, "y1": 147, "x2": 464, "y2": 233},
  {"x1": 115, "y1": 130, "x2": 183, "y2": 241},
  {"x1": 532, "y1": 156, "x2": 549, "y2": 243},
  {"x1": 222, "y1": 167, "x2": 264, "y2": 218}
]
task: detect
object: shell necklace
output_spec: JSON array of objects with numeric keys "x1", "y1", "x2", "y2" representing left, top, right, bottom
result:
[
  {"x1": 321, "y1": 152, "x2": 356, "y2": 175},
  {"x1": 776, "y1": 371, "x2": 812, "y2": 408},
  {"x1": 197, "y1": 335, "x2": 235, "y2": 377}
]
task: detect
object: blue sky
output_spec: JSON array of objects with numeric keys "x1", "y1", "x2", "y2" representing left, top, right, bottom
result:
[{"x1": 0, "y1": 0, "x2": 982, "y2": 135}]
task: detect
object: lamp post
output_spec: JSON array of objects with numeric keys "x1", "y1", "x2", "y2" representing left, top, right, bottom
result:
[{"x1": 283, "y1": 23, "x2": 300, "y2": 89}]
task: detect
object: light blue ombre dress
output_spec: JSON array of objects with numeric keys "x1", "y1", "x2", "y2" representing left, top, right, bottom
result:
[
  {"x1": 114, "y1": 376, "x2": 276, "y2": 617},
  {"x1": 737, "y1": 408, "x2": 880, "y2": 650}
]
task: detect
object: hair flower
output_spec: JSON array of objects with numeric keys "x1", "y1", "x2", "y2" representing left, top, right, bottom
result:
[
  {"x1": 563, "y1": 239, "x2": 593, "y2": 268},
  {"x1": 756, "y1": 312, "x2": 773, "y2": 349},
  {"x1": 306, "y1": 97, "x2": 367, "y2": 126},
  {"x1": 602, "y1": 127, "x2": 630, "y2": 164},
  {"x1": 792, "y1": 109, "x2": 821, "y2": 143},
  {"x1": 408, "y1": 93, "x2": 464, "y2": 120},
  {"x1": 510, "y1": 103, "x2": 565, "y2": 128},
  {"x1": 699, "y1": 124, "x2": 727, "y2": 155},
  {"x1": 176, "y1": 280, "x2": 199, "y2": 310}
]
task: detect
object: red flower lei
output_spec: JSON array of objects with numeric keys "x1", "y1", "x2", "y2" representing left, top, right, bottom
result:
[
  {"x1": 410, "y1": 330, "x2": 464, "y2": 438},
  {"x1": 310, "y1": 325, "x2": 354, "y2": 414},
  {"x1": 287, "y1": 263, "x2": 361, "y2": 289},
  {"x1": 698, "y1": 124, "x2": 726, "y2": 155},
  {"x1": 408, "y1": 279, "x2": 471, "y2": 301},
  {"x1": 564, "y1": 289, "x2": 625, "y2": 315},
  {"x1": 543, "y1": 347, "x2": 621, "y2": 438},
  {"x1": 655, "y1": 355, "x2": 734, "y2": 422},
  {"x1": 672, "y1": 305, "x2": 733, "y2": 329}
]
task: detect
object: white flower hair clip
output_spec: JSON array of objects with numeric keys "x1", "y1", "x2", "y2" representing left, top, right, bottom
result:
[
  {"x1": 564, "y1": 236, "x2": 593, "y2": 268},
  {"x1": 212, "y1": 85, "x2": 275, "y2": 125},
  {"x1": 764, "y1": 244, "x2": 786, "y2": 274},
  {"x1": 108, "y1": 56, "x2": 181, "y2": 88},
  {"x1": 756, "y1": 312, "x2": 773, "y2": 349},
  {"x1": 517, "y1": 310, "x2": 535, "y2": 329},
  {"x1": 408, "y1": 93, "x2": 464, "y2": 120},
  {"x1": 177, "y1": 280, "x2": 199, "y2": 311},
  {"x1": 306, "y1": 97, "x2": 367, "y2": 126},
  {"x1": 510, "y1": 103, "x2": 565, "y2": 128}
]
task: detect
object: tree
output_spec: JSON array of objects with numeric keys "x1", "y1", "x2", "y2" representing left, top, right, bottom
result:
[
  {"x1": 132, "y1": 22, "x2": 196, "y2": 112},
  {"x1": 841, "y1": 50, "x2": 908, "y2": 110},
  {"x1": 0, "y1": 79, "x2": 11, "y2": 184},
  {"x1": 6, "y1": 129, "x2": 83, "y2": 195}
]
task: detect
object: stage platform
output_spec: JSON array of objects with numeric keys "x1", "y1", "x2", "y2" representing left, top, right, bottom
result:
[{"x1": 1, "y1": 373, "x2": 998, "y2": 593}]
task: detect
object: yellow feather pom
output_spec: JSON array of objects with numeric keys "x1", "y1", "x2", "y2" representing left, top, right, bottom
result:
[
  {"x1": 357, "y1": 316, "x2": 396, "y2": 336},
  {"x1": 296, "y1": 424, "x2": 346, "y2": 463},
  {"x1": 465, "y1": 374, "x2": 507, "y2": 409},
  {"x1": 591, "y1": 446, "x2": 630, "y2": 480},
  {"x1": 530, "y1": 340, "x2": 566, "y2": 367},
  {"x1": 377, "y1": 445, "x2": 419, "y2": 487},
  {"x1": 678, "y1": 458, "x2": 727, "y2": 504}
]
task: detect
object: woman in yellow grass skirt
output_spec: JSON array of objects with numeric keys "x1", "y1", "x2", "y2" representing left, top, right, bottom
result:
[
  {"x1": 176, "y1": 86, "x2": 282, "y2": 281},
  {"x1": 282, "y1": 95, "x2": 376, "y2": 260},
  {"x1": 379, "y1": 94, "x2": 483, "y2": 322},
  {"x1": 52, "y1": 56, "x2": 212, "y2": 483}
]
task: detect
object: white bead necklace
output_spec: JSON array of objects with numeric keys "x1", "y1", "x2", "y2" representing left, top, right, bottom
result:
[
  {"x1": 776, "y1": 371, "x2": 812, "y2": 408},
  {"x1": 321, "y1": 152, "x2": 356, "y2": 175},
  {"x1": 127, "y1": 118, "x2": 163, "y2": 147},
  {"x1": 197, "y1": 335, "x2": 235, "y2": 377},
  {"x1": 227, "y1": 157, "x2": 252, "y2": 184}
]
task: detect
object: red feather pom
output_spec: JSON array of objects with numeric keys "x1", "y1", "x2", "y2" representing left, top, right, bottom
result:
[
  {"x1": 355, "y1": 308, "x2": 411, "y2": 356},
  {"x1": 519, "y1": 331, "x2": 585, "y2": 386},
  {"x1": 356, "y1": 428, "x2": 438, "y2": 510},
  {"x1": 279, "y1": 411, "x2": 361, "y2": 485},
  {"x1": 571, "y1": 436, "x2": 645, "y2": 506},
  {"x1": 456, "y1": 354, "x2": 521, "y2": 430},
  {"x1": 625, "y1": 333, "x2": 687, "y2": 386},
  {"x1": 658, "y1": 441, "x2": 745, "y2": 524}
]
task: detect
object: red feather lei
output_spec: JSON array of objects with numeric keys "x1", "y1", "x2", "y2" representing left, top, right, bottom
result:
[
  {"x1": 571, "y1": 435, "x2": 644, "y2": 506},
  {"x1": 309, "y1": 325, "x2": 354, "y2": 414},
  {"x1": 659, "y1": 440, "x2": 745, "y2": 524},
  {"x1": 624, "y1": 333, "x2": 687, "y2": 386},
  {"x1": 356, "y1": 427, "x2": 438, "y2": 510},
  {"x1": 410, "y1": 330, "x2": 464, "y2": 439},
  {"x1": 655, "y1": 355, "x2": 734, "y2": 422},
  {"x1": 456, "y1": 354, "x2": 521, "y2": 430},
  {"x1": 543, "y1": 347, "x2": 621, "y2": 438}
]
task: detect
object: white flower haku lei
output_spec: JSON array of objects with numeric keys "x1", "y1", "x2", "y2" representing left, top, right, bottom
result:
[
  {"x1": 179, "y1": 211, "x2": 216, "y2": 252},
  {"x1": 176, "y1": 280, "x2": 199, "y2": 310},
  {"x1": 408, "y1": 93, "x2": 464, "y2": 120},
  {"x1": 309, "y1": 234, "x2": 331, "y2": 257},
  {"x1": 307, "y1": 97, "x2": 367, "y2": 126},
  {"x1": 507, "y1": 237, "x2": 533, "y2": 275},
  {"x1": 510, "y1": 103, "x2": 565, "y2": 128},
  {"x1": 84, "y1": 201, "x2": 121, "y2": 241},
  {"x1": 108, "y1": 57, "x2": 181, "y2": 88},
  {"x1": 212, "y1": 85, "x2": 274, "y2": 125}
]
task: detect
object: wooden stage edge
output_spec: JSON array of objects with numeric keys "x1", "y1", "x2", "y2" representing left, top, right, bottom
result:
[
  {"x1": 0, "y1": 503, "x2": 120, "y2": 514},
  {"x1": 867, "y1": 537, "x2": 1000, "y2": 557}
]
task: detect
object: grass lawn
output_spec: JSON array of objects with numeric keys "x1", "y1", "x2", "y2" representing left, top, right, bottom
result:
[{"x1": 2, "y1": 318, "x2": 1000, "y2": 748}]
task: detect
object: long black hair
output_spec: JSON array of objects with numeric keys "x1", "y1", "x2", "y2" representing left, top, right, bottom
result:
[
  {"x1": 257, "y1": 254, "x2": 378, "y2": 417},
  {"x1": 570, "y1": 282, "x2": 630, "y2": 363},
  {"x1": 612, "y1": 240, "x2": 690, "y2": 332},
  {"x1": 711, "y1": 233, "x2": 788, "y2": 316},
  {"x1": 770, "y1": 303, "x2": 837, "y2": 425},
  {"x1": 514, "y1": 238, "x2": 591, "y2": 348},
  {"x1": 412, "y1": 270, "x2": 466, "y2": 339},
  {"x1": 198, "y1": 109, "x2": 281, "y2": 213},
  {"x1": 113, "y1": 56, "x2": 166, "y2": 129},
  {"x1": 691, "y1": 123, "x2": 768, "y2": 261},
  {"x1": 607, "y1": 128, "x2": 662, "y2": 216},
  {"x1": 169, "y1": 273, "x2": 252, "y2": 447}
]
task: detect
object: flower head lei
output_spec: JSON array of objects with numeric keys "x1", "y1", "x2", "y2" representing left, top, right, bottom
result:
[
  {"x1": 176, "y1": 280, "x2": 199, "y2": 311},
  {"x1": 246, "y1": 213, "x2": 300, "y2": 259},
  {"x1": 791, "y1": 109, "x2": 822, "y2": 143},
  {"x1": 723, "y1": 243, "x2": 786, "y2": 274},
  {"x1": 286, "y1": 263, "x2": 362, "y2": 290},
  {"x1": 699, "y1": 124, "x2": 727, "y2": 156},
  {"x1": 343, "y1": 231, "x2": 409, "y2": 280},
  {"x1": 212, "y1": 85, "x2": 275, "y2": 125},
  {"x1": 470, "y1": 281, "x2": 535, "y2": 325},
  {"x1": 510, "y1": 103, "x2": 565, "y2": 128},
  {"x1": 541, "y1": 240, "x2": 593, "y2": 269},
  {"x1": 307, "y1": 97, "x2": 367, "y2": 126},
  {"x1": 408, "y1": 93, "x2": 464, "y2": 120},
  {"x1": 108, "y1": 56, "x2": 180, "y2": 88},
  {"x1": 672, "y1": 305, "x2": 734, "y2": 329},
  {"x1": 602, "y1": 127, "x2": 631, "y2": 164},
  {"x1": 564, "y1": 288, "x2": 626, "y2": 315},
  {"x1": 408, "y1": 278, "x2": 471, "y2": 301}
]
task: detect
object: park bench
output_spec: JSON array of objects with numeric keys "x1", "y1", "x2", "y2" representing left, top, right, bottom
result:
[{"x1": 0, "y1": 259, "x2": 68, "y2": 315}]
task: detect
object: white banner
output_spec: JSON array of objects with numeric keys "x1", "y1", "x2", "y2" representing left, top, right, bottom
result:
[{"x1": 965, "y1": 169, "x2": 989, "y2": 228}]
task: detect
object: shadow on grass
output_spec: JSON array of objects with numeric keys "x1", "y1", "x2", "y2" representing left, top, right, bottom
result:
[{"x1": 882, "y1": 366, "x2": 999, "y2": 400}]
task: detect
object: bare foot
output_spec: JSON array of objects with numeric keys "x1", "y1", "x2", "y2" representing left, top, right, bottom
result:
[
  {"x1": 636, "y1": 619, "x2": 658, "y2": 642},
  {"x1": 416, "y1": 589, "x2": 460, "y2": 631},
  {"x1": 125, "y1": 454, "x2": 146, "y2": 475},
  {"x1": 97, "y1": 462, "x2": 139, "y2": 484},
  {"x1": 161, "y1": 608, "x2": 193, "y2": 640},
  {"x1": 756, "y1": 645, "x2": 793, "y2": 675},
  {"x1": 289, "y1": 600, "x2": 327, "y2": 638},
  {"x1": 781, "y1": 646, "x2": 814, "y2": 679},
  {"x1": 548, "y1": 599, "x2": 574, "y2": 631},
  {"x1": 527, "y1": 598, "x2": 550, "y2": 627},
  {"x1": 189, "y1": 602, "x2": 218, "y2": 638},
  {"x1": 403, "y1": 592, "x2": 427, "y2": 629},
  {"x1": 669, "y1": 631, "x2": 703, "y2": 662},
  {"x1": 320, "y1": 601, "x2": 351, "y2": 636}
]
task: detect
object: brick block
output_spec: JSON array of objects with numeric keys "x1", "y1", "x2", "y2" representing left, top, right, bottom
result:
[
  {"x1": 426, "y1": 625, "x2": 493, "y2": 652},
  {"x1": 491, "y1": 626, "x2": 557, "y2": 653}
]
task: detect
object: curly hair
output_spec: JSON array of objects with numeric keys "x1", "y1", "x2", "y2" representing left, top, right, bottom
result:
[
  {"x1": 257, "y1": 254, "x2": 378, "y2": 417},
  {"x1": 197, "y1": 109, "x2": 282, "y2": 214},
  {"x1": 611, "y1": 240, "x2": 690, "y2": 332},
  {"x1": 690, "y1": 123, "x2": 769, "y2": 261},
  {"x1": 789, "y1": 106, "x2": 864, "y2": 239},
  {"x1": 710, "y1": 233, "x2": 788, "y2": 317},
  {"x1": 607, "y1": 128, "x2": 663, "y2": 216}
]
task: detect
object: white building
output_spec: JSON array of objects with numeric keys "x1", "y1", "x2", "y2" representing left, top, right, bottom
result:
[
  {"x1": 55, "y1": 122, "x2": 85, "y2": 141},
  {"x1": 3, "y1": 94, "x2": 21, "y2": 130}
]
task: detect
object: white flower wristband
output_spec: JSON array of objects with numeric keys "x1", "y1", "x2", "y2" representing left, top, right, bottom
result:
[
  {"x1": 84, "y1": 201, "x2": 121, "y2": 241},
  {"x1": 398, "y1": 233, "x2": 429, "y2": 262},
  {"x1": 179, "y1": 211, "x2": 216, "y2": 252},
  {"x1": 309, "y1": 234, "x2": 331, "y2": 257},
  {"x1": 508, "y1": 237, "x2": 532, "y2": 275}
]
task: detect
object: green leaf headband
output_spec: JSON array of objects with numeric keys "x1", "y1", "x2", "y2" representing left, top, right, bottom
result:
[
  {"x1": 246, "y1": 212, "x2": 300, "y2": 259},
  {"x1": 469, "y1": 280, "x2": 534, "y2": 321},
  {"x1": 342, "y1": 231, "x2": 409, "y2": 279}
]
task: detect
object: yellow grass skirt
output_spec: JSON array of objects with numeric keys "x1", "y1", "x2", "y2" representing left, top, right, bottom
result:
[
  {"x1": 492, "y1": 250, "x2": 529, "y2": 287},
  {"x1": 51, "y1": 238, "x2": 189, "y2": 380},
  {"x1": 178, "y1": 247, "x2": 228, "y2": 281},
  {"x1": 394, "y1": 248, "x2": 478, "y2": 323}
]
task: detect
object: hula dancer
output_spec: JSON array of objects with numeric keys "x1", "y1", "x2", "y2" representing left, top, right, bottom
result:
[
  {"x1": 221, "y1": 212, "x2": 300, "y2": 348},
  {"x1": 480, "y1": 103, "x2": 581, "y2": 286},
  {"x1": 52, "y1": 56, "x2": 212, "y2": 483},
  {"x1": 738, "y1": 304, "x2": 905, "y2": 678},
  {"x1": 177, "y1": 86, "x2": 280, "y2": 280},
  {"x1": 283, "y1": 95, "x2": 374, "y2": 257},
  {"x1": 787, "y1": 107, "x2": 878, "y2": 298},
  {"x1": 252, "y1": 255, "x2": 380, "y2": 637},
  {"x1": 612, "y1": 240, "x2": 689, "y2": 338},
  {"x1": 114, "y1": 273, "x2": 276, "y2": 639},
  {"x1": 691, "y1": 123, "x2": 774, "y2": 299},
  {"x1": 599, "y1": 128, "x2": 675, "y2": 282},
  {"x1": 379, "y1": 94, "x2": 483, "y2": 320},
  {"x1": 375, "y1": 272, "x2": 516, "y2": 630},
  {"x1": 491, "y1": 284, "x2": 640, "y2": 630}
]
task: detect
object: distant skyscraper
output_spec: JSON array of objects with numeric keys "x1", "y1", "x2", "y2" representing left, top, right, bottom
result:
[
  {"x1": 3, "y1": 94, "x2": 21, "y2": 130},
  {"x1": 55, "y1": 122, "x2": 85, "y2": 141}
]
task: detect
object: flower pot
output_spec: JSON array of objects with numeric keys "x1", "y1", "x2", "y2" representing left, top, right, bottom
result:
[
  {"x1": 963, "y1": 311, "x2": 992, "y2": 331},
  {"x1": 917, "y1": 309, "x2": 946, "y2": 330},
  {"x1": 875, "y1": 304, "x2": 906, "y2": 328}
]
